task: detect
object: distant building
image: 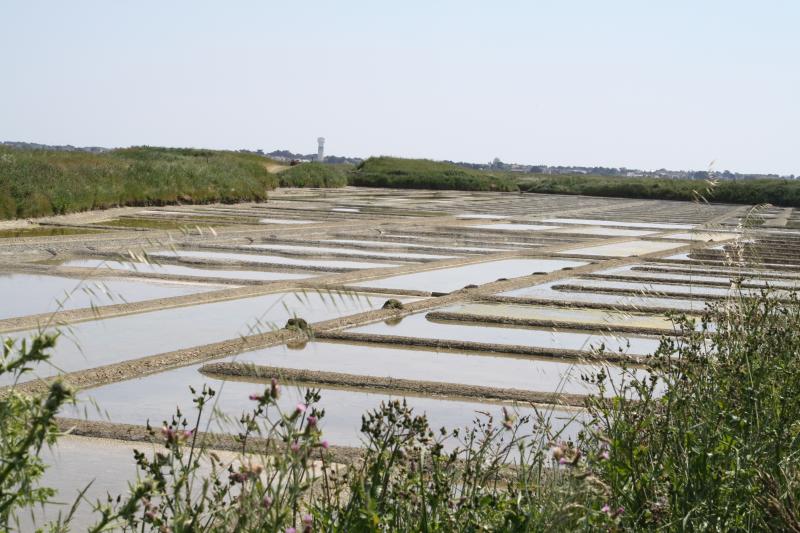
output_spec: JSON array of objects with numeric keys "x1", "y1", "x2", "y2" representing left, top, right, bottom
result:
[{"x1": 317, "y1": 137, "x2": 325, "y2": 162}]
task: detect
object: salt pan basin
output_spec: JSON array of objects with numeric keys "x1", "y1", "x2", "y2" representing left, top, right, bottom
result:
[
  {"x1": 244, "y1": 243, "x2": 454, "y2": 260},
  {"x1": 443, "y1": 302, "x2": 676, "y2": 331},
  {"x1": 472, "y1": 223, "x2": 559, "y2": 232},
  {"x1": 0, "y1": 272, "x2": 213, "y2": 321},
  {"x1": 559, "y1": 240, "x2": 684, "y2": 257},
  {"x1": 71, "y1": 363, "x2": 583, "y2": 448},
  {"x1": 1, "y1": 291, "x2": 402, "y2": 384},
  {"x1": 348, "y1": 313, "x2": 660, "y2": 356},
  {"x1": 153, "y1": 250, "x2": 399, "y2": 270},
  {"x1": 62, "y1": 259, "x2": 315, "y2": 282},
  {"x1": 351, "y1": 259, "x2": 586, "y2": 293},
  {"x1": 210, "y1": 340, "x2": 642, "y2": 395},
  {"x1": 500, "y1": 281, "x2": 709, "y2": 312},
  {"x1": 543, "y1": 218, "x2": 696, "y2": 230}
]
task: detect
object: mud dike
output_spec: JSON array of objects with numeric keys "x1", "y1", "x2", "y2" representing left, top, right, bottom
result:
[{"x1": 2, "y1": 187, "x2": 795, "y2": 508}]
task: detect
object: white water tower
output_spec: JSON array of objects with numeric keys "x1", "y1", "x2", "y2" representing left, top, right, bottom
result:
[{"x1": 317, "y1": 137, "x2": 325, "y2": 162}]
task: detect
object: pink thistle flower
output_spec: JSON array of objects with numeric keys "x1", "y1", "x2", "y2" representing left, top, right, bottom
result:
[
  {"x1": 306, "y1": 415, "x2": 318, "y2": 429},
  {"x1": 616, "y1": 506, "x2": 625, "y2": 515},
  {"x1": 302, "y1": 514, "x2": 313, "y2": 525},
  {"x1": 290, "y1": 441, "x2": 300, "y2": 453},
  {"x1": 601, "y1": 504, "x2": 611, "y2": 514},
  {"x1": 262, "y1": 494, "x2": 272, "y2": 509},
  {"x1": 285, "y1": 528, "x2": 296, "y2": 533},
  {"x1": 600, "y1": 450, "x2": 610, "y2": 460},
  {"x1": 320, "y1": 440, "x2": 329, "y2": 450},
  {"x1": 295, "y1": 403, "x2": 307, "y2": 414},
  {"x1": 249, "y1": 393, "x2": 262, "y2": 401}
]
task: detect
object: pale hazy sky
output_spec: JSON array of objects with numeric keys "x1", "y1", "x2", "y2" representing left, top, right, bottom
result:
[{"x1": 2, "y1": 1, "x2": 798, "y2": 174}]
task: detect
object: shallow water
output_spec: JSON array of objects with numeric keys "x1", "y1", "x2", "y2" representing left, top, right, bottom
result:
[
  {"x1": 456, "y1": 214, "x2": 510, "y2": 220},
  {"x1": 62, "y1": 259, "x2": 316, "y2": 282},
  {"x1": 543, "y1": 218, "x2": 696, "y2": 230},
  {"x1": 348, "y1": 313, "x2": 660, "y2": 356},
  {"x1": 1, "y1": 291, "x2": 402, "y2": 384},
  {"x1": 351, "y1": 259, "x2": 586, "y2": 293},
  {"x1": 597, "y1": 265, "x2": 800, "y2": 288},
  {"x1": 0, "y1": 272, "x2": 214, "y2": 321},
  {"x1": 499, "y1": 281, "x2": 709, "y2": 312},
  {"x1": 322, "y1": 239, "x2": 509, "y2": 253},
  {"x1": 569, "y1": 277, "x2": 787, "y2": 297},
  {"x1": 444, "y1": 302, "x2": 676, "y2": 330},
  {"x1": 244, "y1": 243, "x2": 455, "y2": 260},
  {"x1": 550, "y1": 227, "x2": 657, "y2": 237},
  {"x1": 660, "y1": 232, "x2": 738, "y2": 242},
  {"x1": 227, "y1": 340, "x2": 635, "y2": 394},
  {"x1": 153, "y1": 250, "x2": 400, "y2": 270},
  {"x1": 472, "y1": 223, "x2": 560, "y2": 232},
  {"x1": 70, "y1": 363, "x2": 583, "y2": 447},
  {"x1": 559, "y1": 240, "x2": 684, "y2": 257},
  {"x1": 259, "y1": 218, "x2": 315, "y2": 225}
]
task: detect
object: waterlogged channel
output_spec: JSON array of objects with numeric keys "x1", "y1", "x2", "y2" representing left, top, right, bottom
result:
[
  {"x1": 244, "y1": 243, "x2": 456, "y2": 260},
  {"x1": 596, "y1": 265, "x2": 800, "y2": 288},
  {"x1": 499, "y1": 281, "x2": 710, "y2": 312},
  {"x1": 347, "y1": 313, "x2": 661, "y2": 356}
]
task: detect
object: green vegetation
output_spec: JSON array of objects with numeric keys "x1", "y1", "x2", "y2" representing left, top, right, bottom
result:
[
  {"x1": 0, "y1": 146, "x2": 279, "y2": 220},
  {"x1": 349, "y1": 157, "x2": 519, "y2": 192},
  {"x1": 348, "y1": 157, "x2": 800, "y2": 207},
  {"x1": 0, "y1": 226, "x2": 103, "y2": 239},
  {"x1": 518, "y1": 173, "x2": 800, "y2": 207},
  {"x1": 277, "y1": 162, "x2": 350, "y2": 188},
  {"x1": 4, "y1": 146, "x2": 799, "y2": 221},
  {"x1": 5, "y1": 288, "x2": 800, "y2": 531}
]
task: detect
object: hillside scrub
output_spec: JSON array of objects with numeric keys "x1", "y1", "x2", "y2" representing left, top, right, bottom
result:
[
  {"x1": 277, "y1": 162, "x2": 350, "y2": 188},
  {"x1": 518, "y1": 173, "x2": 800, "y2": 207},
  {"x1": 349, "y1": 157, "x2": 519, "y2": 192},
  {"x1": 0, "y1": 146, "x2": 279, "y2": 220}
]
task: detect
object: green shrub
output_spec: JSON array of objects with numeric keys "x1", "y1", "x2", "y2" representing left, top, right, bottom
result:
[
  {"x1": 350, "y1": 157, "x2": 519, "y2": 192},
  {"x1": 0, "y1": 335, "x2": 74, "y2": 530},
  {"x1": 518, "y1": 173, "x2": 800, "y2": 207},
  {"x1": 0, "y1": 146, "x2": 279, "y2": 220},
  {"x1": 278, "y1": 162, "x2": 349, "y2": 188}
]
